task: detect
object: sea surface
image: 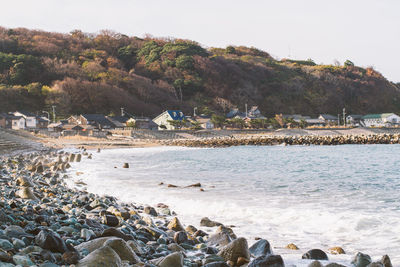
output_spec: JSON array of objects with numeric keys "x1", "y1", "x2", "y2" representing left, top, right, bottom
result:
[{"x1": 68, "y1": 145, "x2": 400, "y2": 266}]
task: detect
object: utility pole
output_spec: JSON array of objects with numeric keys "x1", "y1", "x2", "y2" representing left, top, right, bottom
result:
[
  {"x1": 121, "y1": 107, "x2": 125, "y2": 116},
  {"x1": 193, "y1": 107, "x2": 197, "y2": 117},
  {"x1": 337, "y1": 114, "x2": 340, "y2": 126},
  {"x1": 245, "y1": 103, "x2": 248, "y2": 118},
  {"x1": 343, "y1": 108, "x2": 346, "y2": 127},
  {"x1": 51, "y1": 106, "x2": 56, "y2": 123}
]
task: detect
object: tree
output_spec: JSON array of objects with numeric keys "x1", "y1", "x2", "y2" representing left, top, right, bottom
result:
[
  {"x1": 344, "y1": 60, "x2": 354, "y2": 67},
  {"x1": 274, "y1": 114, "x2": 285, "y2": 128},
  {"x1": 190, "y1": 120, "x2": 202, "y2": 130},
  {"x1": 229, "y1": 118, "x2": 246, "y2": 129},
  {"x1": 167, "y1": 119, "x2": 185, "y2": 129},
  {"x1": 225, "y1": 46, "x2": 236, "y2": 54},
  {"x1": 211, "y1": 114, "x2": 226, "y2": 129},
  {"x1": 175, "y1": 55, "x2": 194, "y2": 70}
]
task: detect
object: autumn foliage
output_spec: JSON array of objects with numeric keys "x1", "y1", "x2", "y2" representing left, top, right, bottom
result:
[{"x1": 0, "y1": 27, "x2": 399, "y2": 118}]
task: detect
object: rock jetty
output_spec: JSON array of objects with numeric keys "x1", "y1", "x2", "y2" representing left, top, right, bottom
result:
[
  {"x1": 162, "y1": 133, "x2": 400, "y2": 148},
  {"x1": 0, "y1": 149, "x2": 394, "y2": 266}
]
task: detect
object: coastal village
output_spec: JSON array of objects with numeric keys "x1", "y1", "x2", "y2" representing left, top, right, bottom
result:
[{"x1": 1, "y1": 108, "x2": 400, "y2": 137}]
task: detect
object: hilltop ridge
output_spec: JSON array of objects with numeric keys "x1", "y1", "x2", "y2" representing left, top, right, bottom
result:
[{"x1": 0, "y1": 27, "x2": 399, "y2": 118}]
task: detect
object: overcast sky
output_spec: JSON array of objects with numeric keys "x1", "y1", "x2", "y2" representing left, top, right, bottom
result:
[{"x1": 1, "y1": 0, "x2": 399, "y2": 82}]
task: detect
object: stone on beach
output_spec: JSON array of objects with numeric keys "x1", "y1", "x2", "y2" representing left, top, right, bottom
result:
[
  {"x1": 157, "y1": 251, "x2": 184, "y2": 267},
  {"x1": 35, "y1": 229, "x2": 69, "y2": 253},
  {"x1": 103, "y1": 238, "x2": 141, "y2": 264},
  {"x1": 249, "y1": 239, "x2": 272, "y2": 257},
  {"x1": 302, "y1": 249, "x2": 328, "y2": 261},
  {"x1": 328, "y1": 246, "x2": 345, "y2": 255},
  {"x1": 217, "y1": 237, "x2": 250, "y2": 264},
  {"x1": 76, "y1": 245, "x2": 122, "y2": 267},
  {"x1": 352, "y1": 252, "x2": 372, "y2": 267},
  {"x1": 248, "y1": 254, "x2": 285, "y2": 267},
  {"x1": 200, "y1": 217, "x2": 222, "y2": 227},
  {"x1": 167, "y1": 217, "x2": 185, "y2": 232},
  {"x1": 16, "y1": 186, "x2": 38, "y2": 201},
  {"x1": 285, "y1": 243, "x2": 299, "y2": 250}
]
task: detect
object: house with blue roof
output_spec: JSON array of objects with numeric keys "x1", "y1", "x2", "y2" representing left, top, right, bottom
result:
[{"x1": 153, "y1": 110, "x2": 185, "y2": 130}]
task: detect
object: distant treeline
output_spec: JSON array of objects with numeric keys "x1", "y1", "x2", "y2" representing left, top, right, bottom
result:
[{"x1": 0, "y1": 27, "x2": 399, "y2": 118}]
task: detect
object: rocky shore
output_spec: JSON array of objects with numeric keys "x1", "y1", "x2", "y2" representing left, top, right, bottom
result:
[
  {"x1": 162, "y1": 133, "x2": 400, "y2": 148},
  {"x1": 0, "y1": 149, "x2": 394, "y2": 267}
]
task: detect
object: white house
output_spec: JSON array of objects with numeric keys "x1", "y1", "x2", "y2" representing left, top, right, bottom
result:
[
  {"x1": 10, "y1": 116, "x2": 26, "y2": 130},
  {"x1": 13, "y1": 111, "x2": 37, "y2": 128},
  {"x1": 362, "y1": 113, "x2": 400, "y2": 127},
  {"x1": 195, "y1": 117, "x2": 214, "y2": 130},
  {"x1": 153, "y1": 110, "x2": 185, "y2": 130}
]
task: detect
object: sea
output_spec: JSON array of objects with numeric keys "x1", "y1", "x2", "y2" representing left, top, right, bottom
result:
[{"x1": 67, "y1": 144, "x2": 400, "y2": 266}]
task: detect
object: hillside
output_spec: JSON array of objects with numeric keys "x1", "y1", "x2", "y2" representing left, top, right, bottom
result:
[{"x1": 0, "y1": 27, "x2": 399, "y2": 118}]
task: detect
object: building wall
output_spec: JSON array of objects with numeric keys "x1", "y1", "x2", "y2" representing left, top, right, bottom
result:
[
  {"x1": 153, "y1": 112, "x2": 175, "y2": 130},
  {"x1": 0, "y1": 118, "x2": 5, "y2": 128},
  {"x1": 12, "y1": 118, "x2": 25, "y2": 130}
]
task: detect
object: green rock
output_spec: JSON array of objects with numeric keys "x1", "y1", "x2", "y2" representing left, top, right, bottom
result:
[
  {"x1": 13, "y1": 254, "x2": 34, "y2": 266},
  {"x1": 0, "y1": 239, "x2": 13, "y2": 251}
]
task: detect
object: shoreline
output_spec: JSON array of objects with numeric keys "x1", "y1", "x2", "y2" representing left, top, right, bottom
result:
[{"x1": 0, "y1": 132, "x2": 395, "y2": 267}]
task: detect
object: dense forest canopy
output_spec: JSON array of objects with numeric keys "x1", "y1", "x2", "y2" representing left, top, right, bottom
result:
[{"x1": 0, "y1": 27, "x2": 399, "y2": 118}]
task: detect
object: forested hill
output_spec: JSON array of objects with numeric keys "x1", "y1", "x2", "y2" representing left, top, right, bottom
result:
[{"x1": 1, "y1": 27, "x2": 399, "y2": 118}]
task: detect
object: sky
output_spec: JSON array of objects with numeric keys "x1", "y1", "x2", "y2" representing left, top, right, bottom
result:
[{"x1": 1, "y1": 0, "x2": 399, "y2": 82}]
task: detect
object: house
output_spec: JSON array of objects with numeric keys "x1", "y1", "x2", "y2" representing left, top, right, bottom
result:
[
  {"x1": 127, "y1": 117, "x2": 158, "y2": 130},
  {"x1": 0, "y1": 113, "x2": 7, "y2": 128},
  {"x1": 193, "y1": 116, "x2": 214, "y2": 130},
  {"x1": 77, "y1": 114, "x2": 116, "y2": 129},
  {"x1": 305, "y1": 118, "x2": 326, "y2": 127},
  {"x1": 248, "y1": 106, "x2": 262, "y2": 117},
  {"x1": 346, "y1": 115, "x2": 363, "y2": 126},
  {"x1": 362, "y1": 113, "x2": 400, "y2": 127},
  {"x1": 106, "y1": 116, "x2": 129, "y2": 128},
  {"x1": 9, "y1": 116, "x2": 26, "y2": 130},
  {"x1": 318, "y1": 114, "x2": 338, "y2": 124},
  {"x1": 37, "y1": 117, "x2": 50, "y2": 129},
  {"x1": 12, "y1": 111, "x2": 38, "y2": 129},
  {"x1": 48, "y1": 122, "x2": 64, "y2": 132},
  {"x1": 153, "y1": 110, "x2": 185, "y2": 130}
]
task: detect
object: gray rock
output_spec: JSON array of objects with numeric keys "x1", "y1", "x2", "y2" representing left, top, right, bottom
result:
[
  {"x1": 248, "y1": 254, "x2": 285, "y2": 267},
  {"x1": 81, "y1": 229, "x2": 95, "y2": 241},
  {"x1": 16, "y1": 187, "x2": 38, "y2": 201},
  {"x1": 5, "y1": 225, "x2": 27, "y2": 238},
  {"x1": 249, "y1": 239, "x2": 272, "y2": 257},
  {"x1": 200, "y1": 217, "x2": 222, "y2": 227},
  {"x1": 302, "y1": 249, "x2": 328, "y2": 261},
  {"x1": 35, "y1": 229, "x2": 69, "y2": 253},
  {"x1": 174, "y1": 231, "x2": 188, "y2": 244},
  {"x1": 75, "y1": 237, "x2": 114, "y2": 253},
  {"x1": 168, "y1": 243, "x2": 186, "y2": 253},
  {"x1": 0, "y1": 248, "x2": 11, "y2": 262},
  {"x1": 381, "y1": 255, "x2": 393, "y2": 267},
  {"x1": 367, "y1": 263, "x2": 384, "y2": 267},
  {"x1": 144, "y1": 206, "x2": 157, "y2": 216},
  {"x1": 103, "y1": 238, "x2": 141, "y2": 264},
  {"x1": 207, "y1": 232, "x2": 232, "y2": 247},
  {"x1": 102, "y1": 215, "x2": 119, "y2": 227},
  {"x1": 325, "y1": 263, "x2": 346, "y2": 267},
  {"x1": 13, "y1": 255, "x2": 34, "y2": 266},
  {"x1": 158, "y1": 251, "x2": 184, "y2": 267},
  {"x1": 0, "y1": 239, "x2": 13, "y2": 251},
  {"x1": 352, "y1": 252, "x2": 372, "y2": 267},
  {"x1": 76, "y1": 245, "x2": 122, "y2": 267},
  {"x1": 12, "y1": 238, "x2": 25, "y2": 249},
  {"x1": 217, "y1": 237, "x2": 250, "y2": 264},
  {"x1": 308, "y1": 260, "x2": 323, "y2": 267},
  {"x1": 167, "y1": 217, "x2": 184, "y2": 232},
  {"x1": 204, "y1": 262, "x2": 230, "y2": 267}
]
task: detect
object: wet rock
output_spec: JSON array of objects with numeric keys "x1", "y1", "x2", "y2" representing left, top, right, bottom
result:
[
  {"x1": 215, "y1": 225, "x2": 236, "y2": 239},
  {"x1": 12, "y1": 238, "x2": 25, "y2": 249},
  {"x1": 62, "y1": 251, "x2": 80, "y2": 265},
  {"x1": 0, "y1": 248, "x2": 11, "y2": 262},
  {"x1": 328, "y1": 246, "x2": 345, "y2": 255},
  {"x1": 76, "y1": 154, "x2": 82, "y2": 162},
  {"x1": 248, "y1": 254, "x2": 285, "y2": 267},
  {"x1": 200, "y1": 217, "x2": 222, "y2": 227},
  {"x1": 367, "y1": 263, "x2": 384, "y2": 267},
  {"x1": 352, "y1": 252, "x2": 372, "y2": 267},
  {"x1": 217, "y1": 237, "x2": 250, "y2": 263},
  {"x1": 249, "y1": 239, "x2": 272, "y2": 257},
  {"x1": 81, "y1": 229, "x2": 95, "y2": 241},
  {"x1": 167, "y1": 217, "x2": 184, "y2": 232},
  {"x1": 5, "y1": 225, "x2": 27, "y2": 239},
  {"x1": 207, "y1": 232, "x2": 232, "y2": 247},
  {"x1": 168, "y1": 243, "x2": 186, "y2": 253},
  {"x1": 285, "y1": 243, "x2": 299, "y2": 250},
  {"x1": 102, "y1": 215, "x2": 119, "y2": 227},
  {"x1": 325, "y1": 263, "x2": 347, "y2": 267},
  {"x1": 185, "y1": 225, "x2": 197, "y2": 235},
  {"x1": 76, "y1": 245, "x2": 121, "y2": 267},
  {"x1": 16, "y1": 176, "x2": 34, "y2": 187},
  {"x1": 158, "y1": 251, "x2": 184, "y2": 267},
  {"x1": 0, "y1": 239, "x2": 13, "y2": 251},
  {"x1": 308, "y1": 260, "x2": 323, "y2": 267},
  {"x1": 122, "y1": 163, "x2": 129, "y2": 168},
  {"x1": 16, "y1": 187, "x2": 38, "y2": 201},
  {"x1": 127, "y1": 240, "x2": 145, "y2": 256},
  {"x1": 381, "y1": 255, "x2": 392, "y2": 267},
  {"x1": 203, "y1": 262, "x2": 230, "y2": 267},
  {"x1": 174, "y1": 231, "x2": 188, "y2": 244},
  {"x1": 13, "y1": 255, "x2": 34, "y2": 266},
  {"x1": 75, "y1": 237, "x2": 114, "y2": 253},
  {"x1": 185, "y1": 183, "x2": 201, "y2": 188},
  {"x1": 302, "y1": 249, "x2": 328, "y2": 260},
  {"x1": 35, "y1": 229, "x2": 69, "y2": 253},
  {"x1": 100, "y1": 228, "x2": 133, "y2": 241},
  {"x1": 103, "y1": 238, "x2": 141, "y2": 264},
  {"x1": 144, "y1": 206, "x2": 157, "y2": 216}
]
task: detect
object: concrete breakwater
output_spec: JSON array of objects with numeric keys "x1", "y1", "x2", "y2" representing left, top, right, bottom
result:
[{"x1": 162, "y1": 133, "x2": 400, "y2": 148}]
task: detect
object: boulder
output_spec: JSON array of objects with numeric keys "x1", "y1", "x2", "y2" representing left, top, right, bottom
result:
[
  {"x1": 63, "y1": 250, "x2": 80, "y2": 265},
  {"x1": 302, "y1": 249, "x2": 328, "y2": 261},
  {"x1": 168, "y1": 243, "x2": 186, "y2": 253},
  {"x1": 100, "y1": 228, "x2": 133, "y2": 241},
  {"x1": 328, "y1": 247, "x2": 345, "y2": 255},
  {"x1": 249, "y1": 239, "x2": 272, "y2": 257},
  {"x1": 144, "y1": 206, "x2": 157, "y2": 216},
  {"x1": 352, "y1": 252, "x2": 372, "y2": 267},
  {"x1": 215, "y1": 225, "x2": 237, "y2": 239},
  {"x1": 35, "y1": 229, "x2": 69, "y2": 253},
  {"x1": 103, "y1": 238, "x2": 141, "y2": 264},
  {"x1": 16, "y1": 187, "x2": 38, "y2": 201},
  {"x1": 308, "y1": 261, "x2": 323, "y2": 267},
  {"x1": 102, "y1": 215, "x2": 119, "y2": 227},
  {"x1": 13, "y1": 255, "x2": 34, "y2": 266},
  {"x1": 325, "y1": 263, "x2": 347, "y2": 267},
  {"x1": 5, "y1": 225, "x2": 28, "y2": 239},
  {"x1": 167, "y1": 217, "x2": 184, "y2": 232},
  {"x1": 367, "y1": 263, "x2": 384, "y2": 267},
  {"x1": 204, "y1": 262, "x2": 230, "y2": 267},
  {"x1": 248, "y1": 254, "x2": 285, "y2": 267},
  {"x1": 127, "y1": 240, "x2": 146, "y2": 255},
  {"x1": 174, "y1": 231, "x2": 188, "y2": 244},
  {"x1": 76, "y1": 245, "x2": 122, "y2": 267},
  {"x1": 158, "y1": 252, "x2": 184, "y2": 267},
  {"x1": 200, "y1": 217, "x2": 222, "y2": 227},
  {"x1": 217, "y1": 237, "x2": 250, "y2": 263},
  {"x1": 285, "y1": 243, "x2": 299, "y2": 250},
  {"x1": 381, "y1": 255, "x2": 392, "y2": 267},
  {"x1": 0, "y1": 239, "x2": 13, "y2": 251},
  {"x1": 207, "y1": 232, "x2": 232, "y2": 247},
  {"x1": 75, "y1": 237, "x2": 114, "y2": 253}
]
